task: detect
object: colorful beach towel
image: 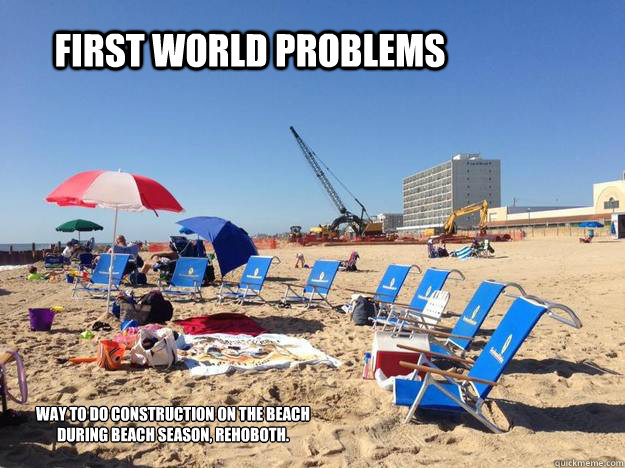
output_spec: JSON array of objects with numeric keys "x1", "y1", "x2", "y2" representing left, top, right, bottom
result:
[
  {"x1": 182, "y1": 333, "x2": 341, "y2": 377},
  {"x1": 174, "y1": 313, "x2": 267, "y2": 336}
]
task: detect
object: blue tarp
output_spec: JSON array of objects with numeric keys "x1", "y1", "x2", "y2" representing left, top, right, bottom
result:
[{"x1": 176, "y1": 217, "x2": 257, "y2": 276}]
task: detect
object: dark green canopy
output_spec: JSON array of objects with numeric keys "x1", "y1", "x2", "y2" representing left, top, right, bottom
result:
[{"x1": 56, "y1": 219, "x2": 103, "y2": 233}]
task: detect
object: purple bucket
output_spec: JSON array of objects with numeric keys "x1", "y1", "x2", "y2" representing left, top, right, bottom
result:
[{"x1": 29, "y1": 308, "x2": 56, "y2": 331}]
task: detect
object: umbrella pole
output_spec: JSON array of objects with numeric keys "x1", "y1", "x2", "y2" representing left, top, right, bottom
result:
[{"x1": 106, "y1": 207, "x2": 119, "y2": 313}]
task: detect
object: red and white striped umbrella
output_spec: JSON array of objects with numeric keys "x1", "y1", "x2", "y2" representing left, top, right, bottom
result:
[
  {"x1": 46, "y1": 170, "x2": 184, "y2": 311},
  {"x1": 45, "y1": 170, "x2": 183, "y2": 212}
]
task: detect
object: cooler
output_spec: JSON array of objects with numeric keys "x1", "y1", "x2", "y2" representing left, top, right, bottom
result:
[{"x1": 371, "y1": 331, "x2": 430, "y2": 377}]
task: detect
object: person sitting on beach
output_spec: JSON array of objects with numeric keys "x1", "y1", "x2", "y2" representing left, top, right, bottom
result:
[{"x1": 27, "y1": 265, "x2": 47, "y2": 281}]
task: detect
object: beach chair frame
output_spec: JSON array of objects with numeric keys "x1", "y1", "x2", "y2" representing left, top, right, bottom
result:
[
  {"x1": 395, "y1": 296, "x2": 582, "y2": 433},
  {"x1": 281, "y1": 259, "x2": 341, "y2": 309},
  {"x1": 345, "y1": 264, "x2": 419, "y2": 316},
  {"x1": 159, "y1": 257, "x2": 209, "y2": 302},
  {"x1": 72, "y1": 254, "x2": 130, "y2": 298},
  {"x1": 217, "y1": 256, "x2": 276, "y2": 305},
  {"x1": 381, "y1": 280, "x2": 528, "y2": 353},
  {"x1": 372, "y1": 289, "x2": 450, "y2": 333},
  {"x1": 372, "y1": 268, "x2": 464, "y2": 331}
]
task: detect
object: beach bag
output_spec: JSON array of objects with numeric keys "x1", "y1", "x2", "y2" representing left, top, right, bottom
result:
[
  {"x1": 139, "y1": 291, "x2": 174, "y2": 324},
  {"x1": 118, "y1": 294, "x2": 151, "y2": 324},
  {"x1": 129, "y1": 271, "x2": 147, "y2": 286},
  {"x1": 130, "y1": 328, "x2": 177, "y2": 369},
  {"x1": 203, "y1": 265, "x2": 215, "y2": 286},
  {"x1": 351, "y1": 295, "x2": 375, "y2": 326}
]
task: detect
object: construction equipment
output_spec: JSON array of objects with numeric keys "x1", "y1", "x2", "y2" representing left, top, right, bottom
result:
[
  {"x1": 289, "y1": 126, "x2": 371, "y2": 236},
  {"x1": 443, "y1": 200, "x2": 489, "y2": 235}
]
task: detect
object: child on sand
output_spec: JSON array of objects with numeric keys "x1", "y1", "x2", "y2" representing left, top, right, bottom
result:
[{"x1": 27, "y1": 265, "x2": 46, "y2": 281}]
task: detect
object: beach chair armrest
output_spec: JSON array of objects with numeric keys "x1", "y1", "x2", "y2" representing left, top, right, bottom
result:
[
  {"x1": 399, "y1": 361, "x2": 495, "y2": 386},
  {"x1": 397, "y1": 315, "x2": 452, "y2": 331},
  {"x1": 403, "y1": 326, "x2": 472, "y2": 341},
  {"x1": 344, "y1": 287, "x2": 375, "y2": 296},
  {"x1": 396, "y1": 344, "x2": 474, "y2": 365},
  {"x1": 0, "y1": 348, "x2": 17, "y2": 365}
]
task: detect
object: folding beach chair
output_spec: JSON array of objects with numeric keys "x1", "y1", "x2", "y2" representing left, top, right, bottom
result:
[
  {"x1": 393, "y1": 295, "x2": 582, "y2": 433},
  {"x1": 217, "y1": 255, "x2": 275, "y2": 304},
  {"x1": 372, "y1": 289, "x2": 450, "y2": 332},
  {"x1": 372, "y1": 268, "x2": 464, "y2": 328},
  {"x1": 344, "y1": 264, "x2": 417, "y2": 316},
  {"x1": 44, "y1": 254, "x2": 67, "y2": 270},
  {"x1": 72, "y1": 253, "x2": 130, "y2": 297},
  {"x1": 281, "y1": 259, "x2": 341, "y2": 309},
  {"x1": 381, "y1": 280, "x2": 527, "y2": 354},
  {"x1": 160, "y1": 257, "x2": 209, "y2": 301},
  {"x1": 0, "y1": 348, "x2": 27, "y2": 426}
]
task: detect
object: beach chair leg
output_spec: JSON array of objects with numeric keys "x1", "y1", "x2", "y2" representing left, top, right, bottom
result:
[{"x1": 404, "y1": 373, "x2": 431, "y2": 423}]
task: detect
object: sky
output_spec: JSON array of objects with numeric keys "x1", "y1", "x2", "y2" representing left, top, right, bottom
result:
[{"x1": 1, "y1": 0, "x2": 624, "y2": 243}]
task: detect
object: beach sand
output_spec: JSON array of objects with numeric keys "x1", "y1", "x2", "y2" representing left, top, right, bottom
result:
[{"x1": 0, "y1": 238, "x2": 624, "y2": 468}]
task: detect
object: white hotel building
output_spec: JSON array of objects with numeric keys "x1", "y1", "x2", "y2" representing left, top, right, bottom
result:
[{"x1": 401, "y1": 154, "x2": 501, "y2": 232}]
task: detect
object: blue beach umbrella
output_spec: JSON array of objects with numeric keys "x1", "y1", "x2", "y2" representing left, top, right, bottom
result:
[
  {"x1": 176, "y1": 216, "x2": 258, "y2": 276},
  {"x1": 578, "y1": 221, "x2": 604, "y2": 228}
]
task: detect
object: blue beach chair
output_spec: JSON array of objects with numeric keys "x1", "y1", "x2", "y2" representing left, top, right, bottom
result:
[
  {"x1": 384, "y1": 280, "x2": 527, "y2": 355},
  {"x1": 393, "y1": 295, "x2": 582, "y2": 433},
  {"x1": 72, "y1": 253, "x2": 130, "y2": 297},
  {"x1": 217, "y1": 255, "x2": 275, "y2": 304},
  {"x1": 44, "y1": 254, "x2": 67, "y2": 270},
  {"x1": 160, "y1": 257, "x2": 209, "y2": 301},
  {"x1": 373, "y1": 268, "x2": 464, "y2": 329},
  {"x1": 281, "y1": 259, "x2": 341, "y2": 309},
  {"x1": 344, "y1": 263, "x2": 417, "y2": 316}
]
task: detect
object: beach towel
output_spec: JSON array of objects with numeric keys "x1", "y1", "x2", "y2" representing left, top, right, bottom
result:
[
  {"x1": 182, "y1": 333, "x2": 341, "y2": 377},
  {"x1": 174, "y1": 313, "x2": 267, "y2": 336}
]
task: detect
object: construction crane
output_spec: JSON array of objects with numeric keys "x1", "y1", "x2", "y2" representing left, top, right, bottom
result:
[
  {"x1": 443, "y1": 200, "x2": 489, "y2": 235},
  {"x1": 289, "y1": 126, "x2": 372, "y2": 236}
]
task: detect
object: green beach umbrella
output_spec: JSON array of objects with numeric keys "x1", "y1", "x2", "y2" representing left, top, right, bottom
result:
[{"x1": 56, "y1": 219, "x2": 103, "y2": 240}]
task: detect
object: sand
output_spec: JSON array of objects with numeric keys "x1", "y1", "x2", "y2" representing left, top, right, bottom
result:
[{"x1": 0, "y1": 238, "x2": 624, "y2": 468}]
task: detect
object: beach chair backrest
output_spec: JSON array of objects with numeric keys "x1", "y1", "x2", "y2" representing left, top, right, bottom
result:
[
  {"x1": 408, "y1": 268, "x2": 451, "y2": 311},
  {"x1": 374, "y1": 264, "x2": 412, "y2": 303},
  {"x1": 170, "y1": 257, "x2": 208, "y2": 288},
  {"x1": 304, "y1": 260, "x2": 340, "y2": 295},
  {"x1": 448, "y1": 281, "x2": 507, "y2": 351},
  {"x1": 468, "y1": 296, "x2": 547, "y2": 399},
  {"x1": 415, "y1": 290, "x2": 450, "y2": 326},
  {"x1": 44, "y1": 254, "x2": 65, "y2": 268},
  {"x1": 91, "y1": 254, "x2": 130, "y2": 285},
  {"x1": 239, "y1": 256, "x2": 273, "y2": 292}
]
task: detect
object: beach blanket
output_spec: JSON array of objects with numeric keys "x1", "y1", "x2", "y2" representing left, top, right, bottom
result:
[
  {"x1": 454, "y1": 245, "x2": 474, "y2": 260},
  {"x1": 181, "y1": 333, "x2": 341, "y2": 377},
  {"x1": 174, "y1": 313, "x2": 267, "y2": 336}
]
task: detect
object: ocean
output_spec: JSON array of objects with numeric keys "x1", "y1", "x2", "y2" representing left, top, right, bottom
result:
[{"x1": 0, "y1": 243, "x2": 55, "y2": 252}]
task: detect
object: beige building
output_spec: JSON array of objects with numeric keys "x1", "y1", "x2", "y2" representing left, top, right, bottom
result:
[{"x1": 487, "y1": 178, "x2": 625, "y2": 229}]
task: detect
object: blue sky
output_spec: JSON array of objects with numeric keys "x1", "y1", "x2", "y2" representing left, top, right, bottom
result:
[{"x1": 1, "y1": 0, "x2": 624, "y2": 243}]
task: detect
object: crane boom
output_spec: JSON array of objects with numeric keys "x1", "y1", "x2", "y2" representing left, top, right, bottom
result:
[{"x1": 289, "y1": 126, "x2": 348, "y2": 215}]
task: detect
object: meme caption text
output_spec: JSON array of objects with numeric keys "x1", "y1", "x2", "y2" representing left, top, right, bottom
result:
[
  {"x1": 37, "y1": 405, "x2": 311, "y2": 443},
  {"x1": 53, "y1": 30, "x2": 448, "y2": 71}
]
